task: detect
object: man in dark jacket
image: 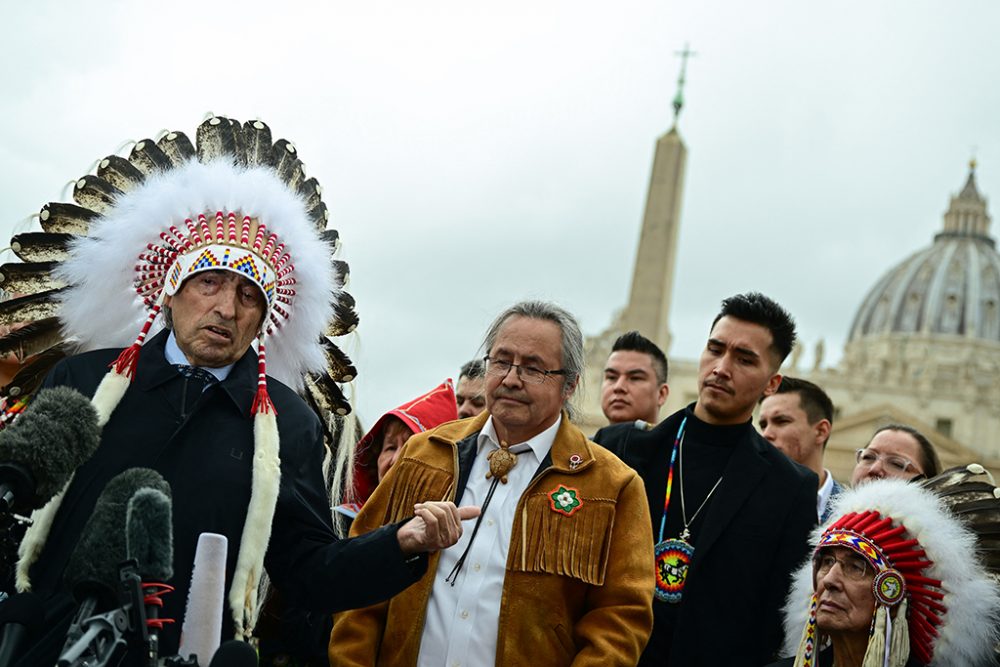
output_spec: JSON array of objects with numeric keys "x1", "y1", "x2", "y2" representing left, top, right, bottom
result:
[
  {"x1": 10, "y1": 120, "x2": 476, "y2": 666},
  {"x1": 18, "y1": 272, "x2": 476, "y2": 665},
  {"x1": 595, "y1": 292, "x2": 817, "y2": 666}
]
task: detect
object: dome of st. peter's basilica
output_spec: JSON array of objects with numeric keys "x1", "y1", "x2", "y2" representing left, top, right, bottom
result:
[{"x1": 849, "y1": 162, "x2": 1000, "y2": 343}]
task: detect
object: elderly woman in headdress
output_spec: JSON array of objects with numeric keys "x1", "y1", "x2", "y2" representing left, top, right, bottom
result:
[{"x1": 768, "y1": 472, "x2": 1000, "y2": 667}]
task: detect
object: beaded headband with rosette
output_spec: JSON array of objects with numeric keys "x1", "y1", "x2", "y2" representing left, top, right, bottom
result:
[
  {"x1": 2, "y1": 116, "x2": 362, "y2": 640},
  {"x1": 782, "y1": 473, "x2": 1000, "y2": 667}
]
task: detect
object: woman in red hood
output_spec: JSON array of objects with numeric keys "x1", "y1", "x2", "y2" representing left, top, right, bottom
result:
[{"x1": 341, "y1": 380, "x2": 459, "y2": 519}]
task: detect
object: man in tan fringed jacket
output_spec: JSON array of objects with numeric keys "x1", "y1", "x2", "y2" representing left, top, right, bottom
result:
[{"x1": 330, "y1": 301, "x2": 654, "y2": 667}]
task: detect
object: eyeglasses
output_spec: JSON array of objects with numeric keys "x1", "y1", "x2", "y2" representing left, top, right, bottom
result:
[
  {"x1": 855, "y1": 448, "x2": 917, "y2": 475},
  {"x1": 814, "y1": 552, "x2": 870, "y2": 580},
  {"x1": 483, "y1": 356, "x2": 568, "y2": 385}
]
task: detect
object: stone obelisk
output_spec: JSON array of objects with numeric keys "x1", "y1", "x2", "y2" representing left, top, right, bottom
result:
[
  {"x1": 579, "y1": 45, "x2": 694, "y2": 433},
  {"x1": 617, "y1": 44, "x2": 693, "y2": 354}
]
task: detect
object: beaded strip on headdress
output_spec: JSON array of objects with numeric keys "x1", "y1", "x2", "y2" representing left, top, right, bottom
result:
[{"x1": 797, "y1": 596, "x2": 818, "y2": 667}]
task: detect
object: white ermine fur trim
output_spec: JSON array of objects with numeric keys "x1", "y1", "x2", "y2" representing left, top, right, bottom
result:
[
  {"x1": 889, "y1": 597, "x2": 910, "y2": 667},
  {"x1": 15, "y1": 477, "x2": 72, "y2": 592},
  {"x1": 781, "y1": 480, "x2": 1000, "y2": 666},
  {"x1": 863, "y1": 605, "x2": 888, "y2": 667},
  {"x1": 91, "y1": 370, "x2": 132, "y2": 427},
  {"x1": 56, "y1": 159, "x2": 337, "y2": 390},
  {"x1": 228, "y1": 411, "x2": 281, "y2": 639}
]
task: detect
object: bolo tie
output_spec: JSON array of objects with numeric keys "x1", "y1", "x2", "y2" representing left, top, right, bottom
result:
[{"x1": 445, "y1": 440, "x2": 530, "y2": 585}]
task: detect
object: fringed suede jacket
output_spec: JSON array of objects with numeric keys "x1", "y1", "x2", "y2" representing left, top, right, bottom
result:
[{"x1": 329, "y1": 410, "x2": 655, "y2": 666}]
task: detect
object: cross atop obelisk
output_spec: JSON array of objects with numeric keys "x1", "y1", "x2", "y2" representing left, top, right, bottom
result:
[
  {"x1": 672, "y1": 43, "x2": 697, "y2": 127},
  {"x1": 579, "y1": 43, "x2": 696, "y2": 432},
  {"x1": 614, "y1": 44, "x2": 694, "y2": 354}
]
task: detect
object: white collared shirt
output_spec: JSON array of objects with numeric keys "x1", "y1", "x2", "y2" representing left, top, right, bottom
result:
[
  {"x1": 164, "y1": 331, "x2": 234, "y2": 384},
  {"x1": 817, "y1": 468, "x2": 835, "y2": 519},
  {"x1": 417, "y1": 414, "x2": 561, "y2": 667}
]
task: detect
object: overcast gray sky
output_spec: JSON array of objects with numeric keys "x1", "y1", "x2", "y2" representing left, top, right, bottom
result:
[{"x1": 3, "y1": 1, "x2": 999, "y2": 427}]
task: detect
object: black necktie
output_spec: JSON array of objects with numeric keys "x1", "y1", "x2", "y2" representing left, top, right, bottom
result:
[
  {"x1": 173, "y1": 364, "x2": 218, "y2": 420},
  {"x1": 173, "y1": 364, "x2": 219, "y2": 389}
]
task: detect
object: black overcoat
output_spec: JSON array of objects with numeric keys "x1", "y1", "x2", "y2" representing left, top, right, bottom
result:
[{"x1": 19, "y1": 330, "x2": 421, "y2": 663}]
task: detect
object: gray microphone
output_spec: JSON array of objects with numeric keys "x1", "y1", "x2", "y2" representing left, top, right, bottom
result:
[
  {"x1": 0, "y1": 386, "x2": 100, "y2": 514},
  {"x1": 63, "y1": 468, "x2": 171, "y2": 610},
  {"x1": 126, "y1": 486, "x2": 174, "y2": 666}
]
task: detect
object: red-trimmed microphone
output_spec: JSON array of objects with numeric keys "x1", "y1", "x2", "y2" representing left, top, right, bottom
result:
[
  {"x1": 57, "y1": 468, "x2": 173, "y2": 667},
  {"x1": 126, "y1": 486, "x2": 175, "y2": 666}
]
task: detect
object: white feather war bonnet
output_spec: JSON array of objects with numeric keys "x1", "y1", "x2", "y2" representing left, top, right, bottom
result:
[
  {"x1": 5, "y1": 117, "x2": 359, "y2": 639},
  {"x1": 781, "y1": 468, "x2": 1000, "y2": 667}
]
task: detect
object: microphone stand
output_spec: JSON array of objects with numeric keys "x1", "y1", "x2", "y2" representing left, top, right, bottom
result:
[
  {"x1": 0, "y1": 462, "x2": 35, "y2": 514},
  {"x1": 57, "y1": 600, "x2": 129, "y2": 667},
  {"x1": 58, "y1": 559, "x2": 174, "y2": 667}
]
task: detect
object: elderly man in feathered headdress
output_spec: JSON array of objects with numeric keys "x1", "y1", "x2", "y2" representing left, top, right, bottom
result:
[{"x1": 6, "y1": 117, "x2": 477, "y2": 665}]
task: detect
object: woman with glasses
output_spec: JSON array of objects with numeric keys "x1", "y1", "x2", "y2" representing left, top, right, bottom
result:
[
  {"x1": 767, "y1": 475, "x2": 1000, "y2": 667},
  {"x1": 850, "y1": 425, "x2": 941, "y2": 487}
]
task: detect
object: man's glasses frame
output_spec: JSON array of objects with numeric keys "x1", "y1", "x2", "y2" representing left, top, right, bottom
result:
[{"x1": 483, "y1": 356, "x2": 568, "y2": 385}]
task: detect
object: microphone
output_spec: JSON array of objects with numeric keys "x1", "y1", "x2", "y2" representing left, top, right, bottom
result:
[
  {"x1": 0, "y1": 386, "x2": 100, "y2": 513},
  {"x1": 58, "y1": 468, "x2": 172, "y2": 667},
  {"x1": 64, "y1": 468, "x2": 171, "y2": 610},
  {"x1": 177, "y1": 533, "x2": 228, "y2": 666},
  {"x1": 208, "y1": 640, "x2": 258, "y2": 666},
  {"x1": 126, "y1": 487, "x2": 175, "y2": 666},
  {"x1": 0, "y1": 592, "x2": 44, "y2": 667},
  {"x1": 127, "y1": 487, "x2": 174, "y2": 582}
]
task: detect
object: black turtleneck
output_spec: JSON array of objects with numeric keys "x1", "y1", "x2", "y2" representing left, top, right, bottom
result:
[
  {"x1": 651, "y1": 405, "x2": 747, "y2": 544},
  {"x1": 639, "y1": 404, "x2": 758, "y2": 667}
]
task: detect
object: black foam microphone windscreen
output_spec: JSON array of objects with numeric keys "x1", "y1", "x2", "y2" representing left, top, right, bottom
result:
[
  {"x1": 0, "y1": 386, "x2": 100, "y2": 513},
  {"x1": 207, "y1": 640, "x2": 258, "y2": 666},
  {"x1": 63, "y1": 467, "x2": 171, "y2": 607}
]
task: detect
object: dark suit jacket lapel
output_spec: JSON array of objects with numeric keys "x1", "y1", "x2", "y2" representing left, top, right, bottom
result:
[
  {"x1": 631, "y1": 413, "x2": 680, "y2": 478},
  {"x1": 689, "y1": 434, "x2": 768, "y2": 569}
]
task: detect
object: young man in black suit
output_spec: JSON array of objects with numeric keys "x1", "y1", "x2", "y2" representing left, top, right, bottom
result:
[{"x1": 595, "y1": 292, "x2": 817, "y2": 666}]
